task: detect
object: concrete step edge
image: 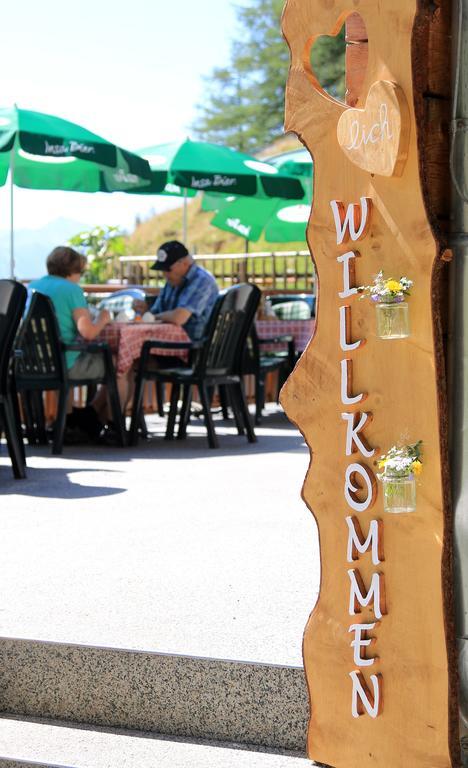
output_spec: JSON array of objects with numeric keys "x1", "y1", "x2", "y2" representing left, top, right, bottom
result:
[
  {"x1": 0, "y1": 637, "x2": 308, "y2": 752},
  {"x1": 0, "y1": 716, "x2": 309, "y2": 768},
  {"x1": 0, "y1": 758, "x2": 69, "y2": 768}
]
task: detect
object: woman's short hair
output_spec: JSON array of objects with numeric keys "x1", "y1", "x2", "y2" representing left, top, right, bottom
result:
[{"x1": 46, "y1": 246, "x2": 86, "y2": 278}]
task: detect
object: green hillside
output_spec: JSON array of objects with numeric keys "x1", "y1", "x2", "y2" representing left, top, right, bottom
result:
[{"x1": 127, "y1": 136, "x2": 309, "y2": 257}]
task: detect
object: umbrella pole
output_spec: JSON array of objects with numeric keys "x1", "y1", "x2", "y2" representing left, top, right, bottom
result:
[
  {"x1": 182, "y1": 188, "x2": 188, "y2": 245},
  {"x1": 9, "y1": 145, "x2": 15, "y2": 280}
]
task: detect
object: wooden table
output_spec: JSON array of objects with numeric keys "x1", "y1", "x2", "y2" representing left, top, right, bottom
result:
[{"x1": 98, "y1": 322, "x2": 191, "y2": 375}]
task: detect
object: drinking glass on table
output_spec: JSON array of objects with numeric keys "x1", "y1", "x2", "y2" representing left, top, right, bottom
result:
[{"x1": 133, "y1": 298, "x2": 149, "y2": 315}]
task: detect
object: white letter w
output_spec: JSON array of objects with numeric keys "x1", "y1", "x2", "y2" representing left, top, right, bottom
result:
[{"x1": 330, "y1": 197, "x2": 372, "y2": 245}]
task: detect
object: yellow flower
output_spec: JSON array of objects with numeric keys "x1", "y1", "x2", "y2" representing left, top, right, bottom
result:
[
  {"x1": 386, "y1": 279, "x2": 402, "y2": 292},
  {"x1": 378, "y1": 459, "x2": 387, "y2": 469},
  {"x1": 411, "y1": 460, "x2": 423, "y2": 476}
]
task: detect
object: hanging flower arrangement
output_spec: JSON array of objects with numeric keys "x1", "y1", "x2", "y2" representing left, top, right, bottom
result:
[
  {"x1": 358, "y1": 271, "x2": 413, "y2": 303},
  {"x1": 358, "y1": 271, "x2": 413, "y2": 340},
  {"x1": 377, "y1": 441, "x2": 423, "y2": 513}
]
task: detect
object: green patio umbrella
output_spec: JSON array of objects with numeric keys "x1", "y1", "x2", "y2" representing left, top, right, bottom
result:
[
  {"x1": 137, "y1": 139, "x2": 305, "y2": 199},
  {"x1": 267, "y1": 147, "x2": 313, "y2": 177},
  {"x1": 132, "y1": 139, "x2": 305, "y2": 243},
  {"x1": 0, "y1": 106, "x2": 151, "y2": 276},
  {"x1": 126, "y1": 147, "x2": 197, "y2": 242},
  {"x1": 206, "y1": 149, "x2": 313, "y2": 244},
  {"x1": 207, "y1": 194, "x2": 311, "y2": 243}
]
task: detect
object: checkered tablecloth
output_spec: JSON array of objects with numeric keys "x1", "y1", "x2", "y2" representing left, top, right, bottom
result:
[
  {"x1": 99, "y1": 318, "x2": 314, "y2": 375},
  {"x1": 98, "y1": 322, "x2": 191, "y2": 375},
  {"x1": 256, "y1": 319, "x2": 315, "y2": 354}
]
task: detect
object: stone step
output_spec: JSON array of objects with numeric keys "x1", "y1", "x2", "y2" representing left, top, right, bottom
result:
[
  {"x1": 0, "y1": 638, "x2": 308, "y2": 752},
  {"x1": 0, "y1": 716, "x2": 310, "y2": 768}
]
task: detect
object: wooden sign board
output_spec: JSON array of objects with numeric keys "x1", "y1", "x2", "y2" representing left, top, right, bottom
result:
[{"x1": 280, "y1": 0, "x2": 459, "y2": 766}]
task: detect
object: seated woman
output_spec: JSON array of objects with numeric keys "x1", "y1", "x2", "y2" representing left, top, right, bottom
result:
[{"x1": 29, "y1": 245, "x2": 112, "y2": 441}]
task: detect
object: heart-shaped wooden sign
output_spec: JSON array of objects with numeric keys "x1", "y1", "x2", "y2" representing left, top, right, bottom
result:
[{"x1": 337, "y1": 80, "x2": 410, "y2": 177}]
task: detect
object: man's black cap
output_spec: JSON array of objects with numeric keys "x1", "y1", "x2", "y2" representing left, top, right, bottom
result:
[{"x1": 150, "y1": 240, "x2": 189, "y2": 271}]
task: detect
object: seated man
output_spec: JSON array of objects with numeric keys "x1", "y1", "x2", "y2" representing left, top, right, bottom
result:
[
  {"x1": 29, "y1": 245, "x2": 111, "y2": 440},
  {"x1": 134, "y1": 240, "x2": 219, "y2": 342}
]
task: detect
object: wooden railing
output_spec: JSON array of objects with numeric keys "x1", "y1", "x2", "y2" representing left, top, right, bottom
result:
[{"x1": 117, "y1": 250, "x2": 315, "y2": 292}]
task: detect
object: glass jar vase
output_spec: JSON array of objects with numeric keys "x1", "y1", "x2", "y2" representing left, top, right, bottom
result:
[
  {"x1": 375, "y1": 301, "x2": 410, "y2": 339},
  {"x1": 382, "y1": 475, "x2": 416, "y2": 513}
]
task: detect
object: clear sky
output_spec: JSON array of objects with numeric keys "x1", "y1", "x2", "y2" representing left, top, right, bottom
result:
[{"x1": 0, "y1": 0, "x2": 239, "y2": 233}]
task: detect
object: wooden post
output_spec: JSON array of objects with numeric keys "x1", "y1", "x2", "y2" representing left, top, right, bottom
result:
[{"x1": 281, "y1": 0, "x2": 458, "y2": 766}]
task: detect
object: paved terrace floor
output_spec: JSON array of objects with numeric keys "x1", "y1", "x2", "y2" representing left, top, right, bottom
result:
[{"x1": 0, "y1": 406, "x2": 320, "y2": 667}]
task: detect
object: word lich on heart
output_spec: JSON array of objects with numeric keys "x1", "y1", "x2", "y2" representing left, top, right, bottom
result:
[
  {"x1": 344, "y1": 103, "x2": 393, "y2": 152},
  {"x1": 331, "y1": 196, "x2": 385, "y2": 719}
]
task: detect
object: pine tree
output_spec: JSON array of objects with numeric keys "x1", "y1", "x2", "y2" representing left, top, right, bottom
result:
[{"x1": 193, "y1": 0, "x2": 345, "y2": 153}]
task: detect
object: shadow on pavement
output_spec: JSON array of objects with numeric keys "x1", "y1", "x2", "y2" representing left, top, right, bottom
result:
[
  {"x1": 21, "y1": 428, "x2": 308, "y2": 463},
  {"x1": 126, "y1": 429, "x2": 308, "y2": 461},
  {"x1": 0, "y1": 465, "x2": 125, "y2": 499},
  {"x1": 1, "y1": 409, "x2": 308, "y2": 468}
]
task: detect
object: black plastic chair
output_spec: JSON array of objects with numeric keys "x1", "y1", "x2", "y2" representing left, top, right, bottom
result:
[
  {"x1": 15, "y1": 291, "x2": 126, "y2": 454},
  {"x1": 129, "y1": 283, "x2": 261, "y2": 449},
  {"x1": 242, "y1": 325, "x2": 295, "y2": 425},
  {"x1": 0, "y1": 279, "x2": 28, "y2": 478}
]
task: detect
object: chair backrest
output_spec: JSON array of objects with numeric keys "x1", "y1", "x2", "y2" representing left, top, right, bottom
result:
[
  {"x1": 0, "y1": 280, "x2": 27, "y2": 395},
  {"x1": 269, "y1": 292, "x2": 315, "y2": 317},
  {"x1": 271, "y1": 299, "x2": 311, "y2": 320},
  {"x1": 97, "y1": 288, "x2": 146, "y2": 314},
  {"x1": 195, "y1": 283, "x2": 261, "y2": 377},
  {"x1": 242, "y1": 323, "x2": 262, "y2": 374},
  {"x1": 15, "y1": 291, "x2": 66, "y2": 389}
]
